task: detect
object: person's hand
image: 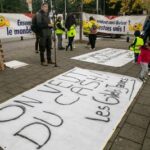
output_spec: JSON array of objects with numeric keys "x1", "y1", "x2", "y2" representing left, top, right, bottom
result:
[{"x1": 48, "y1": 23, "x2": 53, "y2": 27}]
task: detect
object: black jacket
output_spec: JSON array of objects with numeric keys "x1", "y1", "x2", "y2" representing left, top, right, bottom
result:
[
  {"x1": 36, "y1": 10, "x2": 52, "y2": 37},
  {"x1": 143, "y1": 19, "x2": 150, "y2": 33}
]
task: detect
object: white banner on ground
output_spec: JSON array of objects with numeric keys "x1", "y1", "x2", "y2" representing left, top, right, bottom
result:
[
  {"x1": 0, "y1": 67, "x2": 142, "y2": 150},
  {"x1": 5, "y1": 60, "x2": 28, "y2": 69},
  {"x1": 0, "y1": 13, "x2": 32, "y2": 39},
  {"x1": 83, "y1": 13, "x2": 147, "y2": 35},
  {"x1": 72, "y1": 48, "x2": 134, "y2": 67}
]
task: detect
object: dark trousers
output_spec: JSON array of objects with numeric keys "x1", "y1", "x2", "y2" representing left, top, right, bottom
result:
[
  {"x1": 35, "y1": 34, "x2": 40, "y2": 51},
  {"x1": 134, "y1": 53, "x2": 139, "y2": 63},
  {"x1": 66, "y1": 37, "x2": 74, "y2": 50},
  {"x1": 89, "y1": 34, "x2": 97, "y2": 49},
  {"x1": 39, "y1": 36, "x2": 52, "y2": 63}
]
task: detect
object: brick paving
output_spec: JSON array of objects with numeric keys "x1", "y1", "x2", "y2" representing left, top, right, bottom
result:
[{"x1": 0, "y1": 37, "x2": 150, "y2": 150}]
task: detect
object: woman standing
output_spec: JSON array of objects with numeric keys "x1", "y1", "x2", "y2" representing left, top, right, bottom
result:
[
  {"x1": 88, "y1": 16, "x2": 99, "y2": 50},
  {"x1": 65, "y1": 14, "x2": 77, "y2": 51}
]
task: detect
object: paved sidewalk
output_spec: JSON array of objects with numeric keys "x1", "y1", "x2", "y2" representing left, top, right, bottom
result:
[{"x1": 0, "y1": 37, "x2": 150, "y2": 150}]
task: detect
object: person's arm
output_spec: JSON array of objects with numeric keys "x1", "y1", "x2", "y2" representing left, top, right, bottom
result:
[
  {"x1": 131, "y1": 38, "x2": 137, "y2": 46},
  {"x1": 57, "y1": 22, "x2": 65, "y2": 31}
]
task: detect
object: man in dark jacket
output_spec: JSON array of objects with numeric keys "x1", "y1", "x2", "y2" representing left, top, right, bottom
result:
[
  {"x1": 36, "y1": 2, "x2": 53, "y2": 66},
  {"x1": 143, "y1": 16, "x2": 150, "y2": 44}
]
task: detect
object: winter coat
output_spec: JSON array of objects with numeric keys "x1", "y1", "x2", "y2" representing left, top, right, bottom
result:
[{"x1": 138, "y1": 46, "x2": 150, "y2": 63}]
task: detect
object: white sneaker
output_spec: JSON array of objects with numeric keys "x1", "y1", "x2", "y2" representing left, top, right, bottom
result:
[{"x1": 148, "y1": 72, "x2": 150, "y2": 76}]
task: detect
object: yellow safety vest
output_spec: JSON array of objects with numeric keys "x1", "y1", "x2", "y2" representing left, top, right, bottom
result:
[
  {"x1": 83, "y1": 21, "x2": 90, "y2": 35},
  {"x1": 88, "y1": 20, "x2": 100, "y2": 34},
  {"x1": 56, "y1": 21, "x2": 64, "y2": 35},
  {"x1": 67, "y1": 25, "x2": 76, "y2": 37},
  {"x1": 130, "y1": 37, "x2": 144, "y2": 53}
]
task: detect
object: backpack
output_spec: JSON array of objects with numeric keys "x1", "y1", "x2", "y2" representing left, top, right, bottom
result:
[
  {"x1": 90, "y1": 24, "x2": 97, "y2": 34},
  {"x1": 31, "y1": 13, "x2": 40, "y2": 34}
]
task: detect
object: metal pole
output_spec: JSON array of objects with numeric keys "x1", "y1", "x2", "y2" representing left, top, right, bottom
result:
[
  {"x1": 64, "y1": 0, "x2": 67, "y2": 39},
  {"x1": 79, "y1": 0, "x2": 83, "y2": 42},
  {"x1": 0, "y1": 0, "x2": 4, "y2": 12},
  {"x1": 103, "y1": 0, "x2": 105, "y2": 15},
  {"x1": 96, "y1": 0, "x2": 99, "y2": 14},
  {"x1": 65, "y1": 0, "x2": 66, "y2": 18},
  {"x1": 50, "y1": 0, "x2": 52, "y2": 11},
  {"x1": 53, "y1": 13, "x2": 58, "y2": 67},
  {"x1": 52, "y1": 1, "x2": 58, "y2": 67}
]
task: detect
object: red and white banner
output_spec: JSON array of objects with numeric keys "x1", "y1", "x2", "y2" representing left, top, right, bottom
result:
[
  {"x1": 0, "y1": 13, "x2": 147, "y2": 38},
  {"x1": 83, "y1": 13, "x2": 147, "y2": 35},
  {"x1": 0, "y1": 13, "x2": 33, "y2": 39}
]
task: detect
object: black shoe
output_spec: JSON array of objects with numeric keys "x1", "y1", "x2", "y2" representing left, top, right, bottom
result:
[
  {"x1": 66, "y1": 46, "x2": 68, "y2": 51},
  {"x1": 58, "y1": 47, "x2": 65, "y2": 50},
  {"x1": 41, "y1": 62, "x2": 48, "y2": 66},
  {"x1": 35, "y1": 50, "x2": 39, "y2": 53}
]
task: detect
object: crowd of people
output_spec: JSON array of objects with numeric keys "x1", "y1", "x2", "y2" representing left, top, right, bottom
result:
[
  {"x1": 129, "y1": 16, "x2": 150, "y2": 82},
  {"x1": 32, "y1": 2, "x2": 150, "y2": 83},
  {"x1": 31, "y1": 2, "x2": 100, "y2": 66}
]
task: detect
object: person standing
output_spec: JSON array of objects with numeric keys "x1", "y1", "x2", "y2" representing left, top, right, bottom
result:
[
  {"x1": 88, "y1": 16, "x2": 99, "y2": 50},
  {"x1": 143, "y1": 16, "x2": 150, "y2": 44},
  {"x1": 65, "y1": 14, "x2": 76, "y2": 51},
  {"x1": 56, "y1": 16, "x2": 65, "y2": 50},
  {"x1": 36, "y1": 2, "x2": 53, "y2": 66},
  {"x1": 129, "y1": 30, "x2": 144, "y2": 63},
  {"x1": 138, "y1": 41, "x2": 150, "y2": 82}
]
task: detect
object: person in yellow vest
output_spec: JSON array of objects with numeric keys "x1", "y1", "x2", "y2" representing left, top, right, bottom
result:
[
  {"x1": 129, "y1": 30, "x2": 144, "y2": 63},
  {"x1": 88, "y1": 16, "x2": 100, "y2": 50},
  {"x1": 65, "y1": 14, "x2": 76, "y2": 51},
  {"x1": 56, "y1": 16, "x2": 65, "y2": 50},
  {"x1": 83, "y1": 20, "x2": 91, "y2": 47}
]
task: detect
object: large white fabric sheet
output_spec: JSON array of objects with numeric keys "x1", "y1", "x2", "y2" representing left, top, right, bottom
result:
[
  {"x1": 0, "y1": 67, "x2": 142, "y2": 150},
  {"x1": 72, "y1": 48, "x2": 134, "y2": 67}
]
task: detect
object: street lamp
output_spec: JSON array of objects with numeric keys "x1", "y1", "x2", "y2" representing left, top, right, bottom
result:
[
  {"x1": 80, "y1": 0, "x2": 83, "y2": 41},
  {"x1": 96, "y1": 0, "x2": 99, "y2": 14},
  {"x1": 103, "y1": 0, "x2": 105, "y2": 15},
  {"x1": 0, "y1": 0, "x2": 4, "y2": 12}
]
